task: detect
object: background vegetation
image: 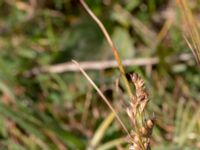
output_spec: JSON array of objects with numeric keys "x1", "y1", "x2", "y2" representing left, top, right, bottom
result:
[{"x1": 0, "y1": 0, "x2": 199, "y2": 149}]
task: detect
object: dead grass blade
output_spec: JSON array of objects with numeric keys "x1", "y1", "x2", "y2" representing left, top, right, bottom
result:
[
  {"x1": 72, "y1": 60, "x2": 130, "y2": 136},
  {"x1": 79, "y1": 0, "x2": 133, "y2": 98},
  {"x1": 177, "y1": 0, "x2": 200, "y2": 65}
]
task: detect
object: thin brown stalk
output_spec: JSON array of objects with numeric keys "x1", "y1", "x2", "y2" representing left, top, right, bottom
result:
[
  {"x1": 79, "y1": 0, "x2": 133, "y2": 98},
  {"x1": 72, "y1": 60, "x2": 130, "y2": 136},
  {"x1": 177, "y1": 0, "x2": 200, "y2": 65}
]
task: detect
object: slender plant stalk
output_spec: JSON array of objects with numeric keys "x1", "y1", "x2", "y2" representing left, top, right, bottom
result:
[
  {"x1": 72, "y1": 60, "x2": 130, "y2": 136},
  {"x1": 79, "y1": 0, "x2": 133, "y2": 98},
  {"x1": 177, "y1": 0, "x2": 200, "y2": 65},
  {"x1": 88, "y1": 112, "x2": 115, "y2": 150},
  {"x1": 96, "y1": 137, "x2": 126, "y2": 150}
]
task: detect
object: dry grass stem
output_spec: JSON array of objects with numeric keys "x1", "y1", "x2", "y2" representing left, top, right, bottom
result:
[
  {"x1": 177, "y1": 0, "x2": 200, "y2": 64},
  {"x1": 80, "y1": 0, "x2": 133, "y2": 98},
  {"x1": 72, "y1": 60, "x2": 130, "y2": 136},
  {"x1": 26, "y1": 53, "x2": 193, "y2": 75}
]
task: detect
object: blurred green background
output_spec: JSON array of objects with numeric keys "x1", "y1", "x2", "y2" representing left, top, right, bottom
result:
[{"x1": 0, "y1": 0, "x2": 200, "y2": 149}]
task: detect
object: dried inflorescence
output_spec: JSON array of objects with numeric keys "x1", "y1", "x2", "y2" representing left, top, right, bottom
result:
[{"x1": 127, "y1": 73, "x2": 154, "y2": 150}]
